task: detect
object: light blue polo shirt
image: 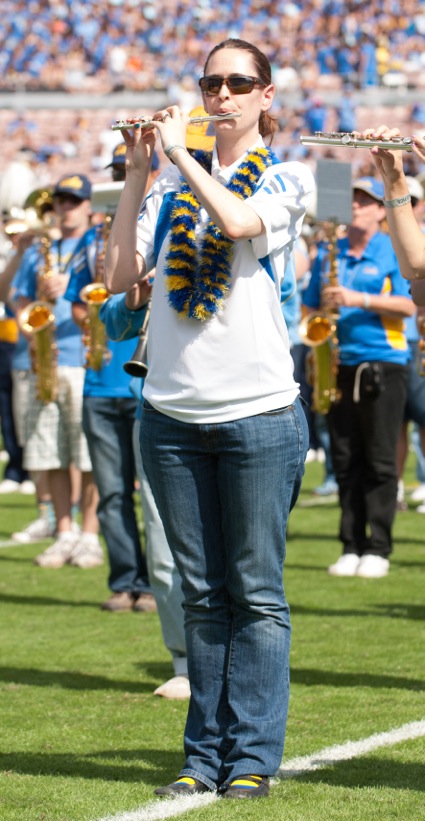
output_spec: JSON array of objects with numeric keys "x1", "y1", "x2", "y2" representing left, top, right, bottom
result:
[
  {"x1": 303, "y1": 231, "x2": 412, "y2": 366},
  {"x1": 64, "y1": 226, "x2": 136, "y2": 398},
  {"x1": 13, "y1": 237, "x2": 83, "y2": 367}
]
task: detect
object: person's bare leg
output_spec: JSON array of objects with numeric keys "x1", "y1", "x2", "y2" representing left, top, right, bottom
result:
[
  {"x1": 48, "y1": 468, "x2": 72, "y2": 532},
  {"x1": 81, "y1": 471, "x2": 99, "y2": 534}
]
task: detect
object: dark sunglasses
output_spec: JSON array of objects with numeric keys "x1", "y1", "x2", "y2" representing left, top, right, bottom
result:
[{"x1": 198, "y1": 74, "x2": 264, "y2": 96}]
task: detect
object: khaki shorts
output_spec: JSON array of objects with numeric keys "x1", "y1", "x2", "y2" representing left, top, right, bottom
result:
[
  {"x1": 23, "y1": 365, "x2": 92, "y2": 472},
  {"x1": 11, "y1": 368, "x2": 30, "y2": 448}
]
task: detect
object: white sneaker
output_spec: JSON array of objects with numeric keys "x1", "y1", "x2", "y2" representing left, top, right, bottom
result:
[
  {"x1": 12, "y1": 517, "x2": 55, "y2": 544},
  {"x1": 0, "y1": 478, "x2": 20, "y2": 493},
  {"x1": 356, "y1": 554, "x2": 389, "y2": 578},
  {"x1": 305, "y1": 449, "x2": 317, "y2": 464},
  {"x1": 416, "y1": 502, "x2": 425, "y2": 514},
  {"x1": 328, "y1": 553, "x2": 361, "y2": 576},
  {"x1": 411, "y1": 483, "x2": 425, "y2": 502},
  {"x1": 19, "y1": 479, "x2": 36, "y2": 495},
  {"x1": 34, "y1": 531, "x2": 79, "y2": 568},
  {"x1": 68, "y1": 533, "x2": 104, "y2": 568},
  {"x1": 153, "y1": 675, "x2": 191, "y2": 700}
]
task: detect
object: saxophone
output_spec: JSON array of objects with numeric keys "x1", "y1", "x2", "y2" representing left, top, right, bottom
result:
[
  {"x1": 79, "y1": 215, "x2": 111, "y2": 371},
  {"x1": 299, "y1": 222, "x2": 341, "y2": 414},
  {"x1": 18, "y1": 230, "x2": 58, "y2": 403}
]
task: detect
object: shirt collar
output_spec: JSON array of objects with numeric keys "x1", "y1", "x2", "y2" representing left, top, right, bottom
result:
[{"x1": 211, "y1": 136, "x2": 265, "y2": 183}]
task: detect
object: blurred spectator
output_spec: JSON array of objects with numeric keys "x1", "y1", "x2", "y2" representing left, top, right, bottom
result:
[{"x1": 0, "y1": 0, "x2": 423, "y2": 98}]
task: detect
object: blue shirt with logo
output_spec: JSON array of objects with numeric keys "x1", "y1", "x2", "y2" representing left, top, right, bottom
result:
[
  {"x1": 13, "y1": 237, "x2": 84, "y2": 367},
  {"x1": 64, "y1": 226, "x2": 136, "y2": 398},
  {"x1": 303, "y1": 231, "x2": 412, "y2": 365}
]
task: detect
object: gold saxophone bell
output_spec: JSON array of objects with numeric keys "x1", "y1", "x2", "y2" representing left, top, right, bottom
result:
[
  {"x1": 18, "y1": 301, "x2": 58, "y2": 403},
  {"x1": 299, "y1": 312, "x2": 341, "y2": 415},
  {"x1": 298, "y1": 222, "x2": 342, "y2": 415},
  {"x1": 79, "y1": 207, "x2": 115, "y2": 372},
  {"x1": 80, "y1": 283, "x2": 111, "y2": 371}
]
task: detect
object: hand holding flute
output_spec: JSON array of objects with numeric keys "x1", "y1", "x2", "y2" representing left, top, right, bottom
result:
[{"x1": 360, "y1": 125, "x2": 425, "y2": 293}]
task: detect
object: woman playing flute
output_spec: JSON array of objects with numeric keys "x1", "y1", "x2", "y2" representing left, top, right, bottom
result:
[
  {"x1": 104, "y1": 38, "x2": 314, "y2": 799},
  {"x1": 363, "y1": 126, "x2": 425, "y2": 304}
]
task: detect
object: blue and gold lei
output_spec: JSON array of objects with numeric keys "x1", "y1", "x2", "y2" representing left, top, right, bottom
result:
[{"x1": 164, "y1": 147, "x2": 276, "y2": 320}]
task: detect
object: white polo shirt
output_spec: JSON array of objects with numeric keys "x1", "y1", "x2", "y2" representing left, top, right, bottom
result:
[{"x1": 136, "y1": 142, "x2": 315, "y2": 424}]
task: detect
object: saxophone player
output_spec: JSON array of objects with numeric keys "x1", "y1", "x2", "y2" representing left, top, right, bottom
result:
[
  {"x1": 14, "y1": 173, "x2": 103, "y2": 569},
  {"x1": 303, "y1": 177, "x2": 414, "y2": 578}
]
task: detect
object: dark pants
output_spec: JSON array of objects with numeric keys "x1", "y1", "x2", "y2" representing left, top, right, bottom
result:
[
  {"x1": 0, "y1": 342, "x2": 28, "y2": 484},
  {"x1": 82, "y1": 396, "x2": 150, "y2": 594},
  {"x1": 328, "y1": 362, "x2": 408, "y2": 558}
]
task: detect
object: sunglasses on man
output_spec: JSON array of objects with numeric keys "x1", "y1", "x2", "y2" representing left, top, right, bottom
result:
[{"x1": 199, "y1": 74, "x2": 264, "y2": 96}]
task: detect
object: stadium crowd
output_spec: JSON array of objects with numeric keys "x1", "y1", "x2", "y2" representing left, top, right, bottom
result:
[{"x1": 1, "y1": 0, "x2": 425, "y2": 95}]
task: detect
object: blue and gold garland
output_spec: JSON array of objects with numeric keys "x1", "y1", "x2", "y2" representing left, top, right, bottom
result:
[{"x1": 164, "y1": 147, "x2": 276, "y2": 320}]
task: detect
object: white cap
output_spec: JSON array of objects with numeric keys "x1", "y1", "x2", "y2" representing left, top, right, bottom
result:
[{"x1": 405, "y1": 176, "x2": 424, "y2": 202}]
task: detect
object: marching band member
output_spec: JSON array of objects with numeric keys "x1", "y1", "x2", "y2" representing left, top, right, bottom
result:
[
  {"x1": 14, "y1": 173, "x2": 103, "y2": 569},
  {"x1": 105, "y1": 38, "x2": 314, "y2": 799},
  {"x1": 303, "y1": 177, "x2": 414, "y2": 578}
]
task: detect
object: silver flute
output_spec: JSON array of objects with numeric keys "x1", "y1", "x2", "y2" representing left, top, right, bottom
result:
[
  {"x1": 112, "y1": 112, "x2": 241, "y2": 131},
  {"x1": 300, "y1": 131, "x2": 414, "y2": 152}
]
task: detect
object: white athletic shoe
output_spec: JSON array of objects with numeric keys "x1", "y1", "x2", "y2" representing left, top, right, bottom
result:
[
  {"x1": 328, "y1": 553, "x2": 361, "y2": 577},
  {"x1": 68, "y1": 533, "x2": 104, "y2": 568},
  {"x1": 153, "y1": 675, "x2": 191, "y2": 700},
  {"x1": 19, "y1": 479, "x2": 36, "y2": 495},
  {"x1": 0, "y1": 478, "x2": 20, "y2": 493},
  {"x1": 34, "y1": 531, "x2": 79, "y2": 568},
  {"x1": 411, "y1": 483, "x2": 425, "y2": 502},
  {"x1": 12, "y1": 517, "x2": 55, "y2": 544},
  {"x1": 356, "y1": 554, "x2": 389, "y2": 578}
]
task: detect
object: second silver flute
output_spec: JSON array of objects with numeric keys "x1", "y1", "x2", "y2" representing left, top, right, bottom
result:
[
  {"x1": 300, "y1": 131, "x2": 414, "y2": 152},
  {"x1": 112, "y1": 112, "x2": 241, "y2": 132}
]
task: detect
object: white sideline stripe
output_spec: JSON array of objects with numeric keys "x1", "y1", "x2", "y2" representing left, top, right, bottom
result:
[
  {"x1": 0, "y1": 539, "x2": 19, "y2": 549},
  {"x1": 277, "y1": 719, "x2": 425, "y2": 778},
  {"x1": 96, "y1": 793, "x2": 217, "y2": 821},
  {"x1": 96, "y1": 719, "x2": 425, "y2": 821}
]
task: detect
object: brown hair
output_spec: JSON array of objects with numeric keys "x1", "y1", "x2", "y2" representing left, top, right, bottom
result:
[{"x1": 204, "y1": 38, "x2": 278, "y2": 143}]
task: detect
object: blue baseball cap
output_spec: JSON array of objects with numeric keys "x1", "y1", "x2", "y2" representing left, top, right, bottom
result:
[
  {"x1": 106, "y1": 143, "x2": 159, "y2": 172},
  {"x1": 53, "y1": 173, "x2": 92, "y2": 200},
  {"x1": 105, "y1": 142, "x2": 127, "y2": 168},
  {"x1": 353, "y1": 176, "x2": 384, "y2": 202}
]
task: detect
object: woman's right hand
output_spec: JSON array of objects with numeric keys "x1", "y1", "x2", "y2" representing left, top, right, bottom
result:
[{"x1": 120, "y1": 118, "x2": 157, "y2": 179}]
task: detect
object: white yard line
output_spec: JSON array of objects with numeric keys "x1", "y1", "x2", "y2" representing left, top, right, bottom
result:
[
  {"x1": 0, "y1": 539, "x2": 20, "y2": 549},
  {"x1": 96, "y1": 718, "x2": 425, "y2": 821},
  {"x1": 277, "y1": 718, "x2": 425, "y2": 778}
]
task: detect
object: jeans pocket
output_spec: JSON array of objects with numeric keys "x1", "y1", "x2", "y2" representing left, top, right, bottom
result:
[
  {"x1": 142, "y1": 399, "x2": 159, "y2": 413},
  {"x1": 260, "y1": 404, "x2": 294, "y2": 416}
]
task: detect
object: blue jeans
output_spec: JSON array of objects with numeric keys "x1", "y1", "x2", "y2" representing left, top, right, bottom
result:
[
  {"x1": 82, "y1": 397, "x2": 150, "y2": 594},
  {"x1": 140, "y1": 397, "x2": 308, "y2": 790}
]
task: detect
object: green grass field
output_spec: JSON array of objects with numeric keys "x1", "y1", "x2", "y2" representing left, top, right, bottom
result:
[{"x1": 0, "y1": 456, "x2": 424, "y2": 821}]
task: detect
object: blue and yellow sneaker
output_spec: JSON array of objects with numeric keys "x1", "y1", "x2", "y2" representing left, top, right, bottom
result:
[{"x1": 222, "y1": 774, "x2": 270, "y2": 799}]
